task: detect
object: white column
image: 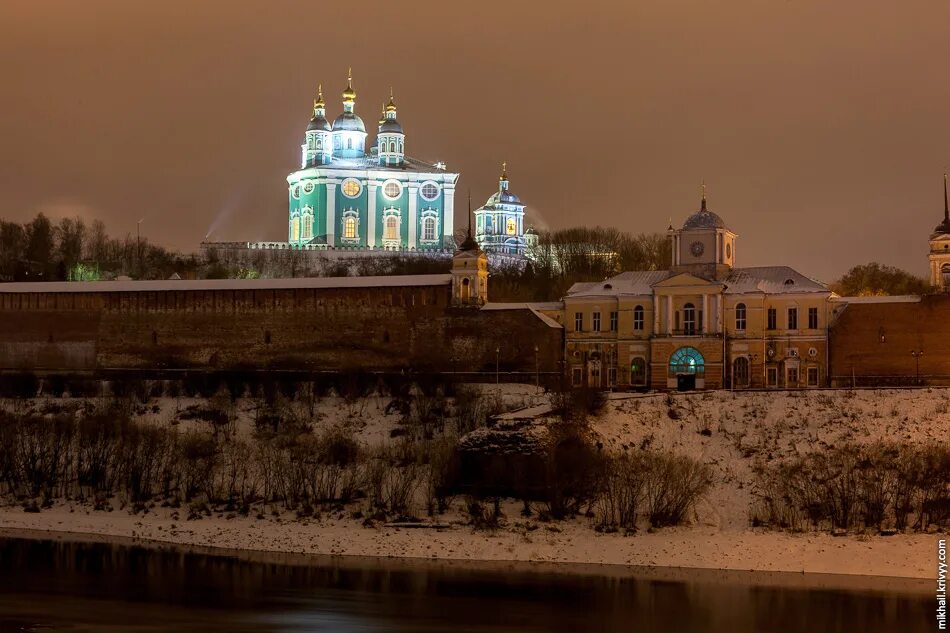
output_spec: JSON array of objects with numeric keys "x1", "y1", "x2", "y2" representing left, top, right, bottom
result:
[
  {"x1": 702, "y1": 294, "x2": 709, "y2": 334},
  {"x1": 367, "y1": 182, "x2": 378, "y2": 248},
  {"x1": 443, "y1": 185, "x2": 455, "y2": 249},
  {"x1": 326, "y1": 183, "x2": 337, "y2": 247},
  {"x1": 666, "y1": 295, "x2": 673, "y2": 335},
  {"x1": 408, "y1": 185, "x2": 418, "y2": 249},
  {"x1": 653, "y1": 296, "x2": 661, "y2": 334}
]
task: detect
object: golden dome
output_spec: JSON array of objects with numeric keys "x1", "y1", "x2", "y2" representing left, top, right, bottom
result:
[
  {"x1": 385, "y1": 88, "x2": 397, "y2": 112},
  {"x1": 313, "y1": 84, "x2": 325, "y2": 109},
  {"x1": 342, "y1": 68, "x2": 356, "y2": 102}
]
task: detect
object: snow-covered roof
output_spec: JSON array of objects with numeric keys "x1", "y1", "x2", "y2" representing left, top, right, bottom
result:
[
  {"x1": 566, "y1": 270, "x2": 672, "y2": 298},
  {"x1": 724, "y1": 266, "x2": 829, "y2": 295},
  {"x1": 480, "y1": 302, "x2": 563, "y2": 329},
  {"x1": 0, "y1": 274, "x2": 453, "y2": 294},
  {"x1": 831, "y1": 295, "x2": 922, "y2": 304}
]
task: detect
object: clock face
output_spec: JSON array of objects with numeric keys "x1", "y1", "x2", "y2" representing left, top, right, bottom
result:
[{"x1": 690, "y1": 241, "x2": 705, "y2": 257}]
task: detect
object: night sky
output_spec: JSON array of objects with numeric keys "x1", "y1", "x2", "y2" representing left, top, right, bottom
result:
[{"x1": 1, "y1": 0, "x2": 948, "y2": 281}]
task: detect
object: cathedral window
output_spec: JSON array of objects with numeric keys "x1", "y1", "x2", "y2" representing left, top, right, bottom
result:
[
  {"x1": 423, "y1": 217, "x2": 436, "y2": 242},
  {"x1": 344, "y1": 217, "x2": 357, "y2": 239},
  {"x1": 347, "y1": 138, "x2": 353, "y2": 149},
  {"x1": 303, "y1": 181, "x2": 314, "y2": 194},
  {"x1": 633, "y1": 305, "x2": 644, "y2": 331},
  {"x1": 383, "y1": 210, "x2": 401, "y2": 245},
  {"x1": 420, "y1": 182, "x2": 440, "y2": 201},
  {"x1": 301, "y1": 208, "x2": 313, "y2": 240},
  {"x1": 506, "y1": 218, "x2": 517, "y2": 236},
  {"x1": 341, "y1": 209, "x2": 360, "y2": 242},
  {"x1": 291, "y1": 216, "x2": 300, "y2": 242},
  {"x1": 383, "y1": 180, "x2": 403, "y2": 200},
  {"x1": 341, "y1": 179, "x2": 362, "y2": 198},
  {"x1": 735, "y1": 303, "x2": 746, "y2": 331}
]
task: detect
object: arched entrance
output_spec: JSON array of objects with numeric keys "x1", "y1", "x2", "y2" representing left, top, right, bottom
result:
[
  {"x1": 669, "y1": 347, "x2": 705, "y2": 391},
  {"x1": 733, "y1": 356, "x2": 750, "y2": 388}
]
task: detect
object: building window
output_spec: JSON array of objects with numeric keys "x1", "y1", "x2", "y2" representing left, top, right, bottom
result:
[
  {"x1": 683, "y1": 303, "x2": 696, "y2": 335},
  {"x1": 788, "y1": 307, "x2": 798, "y2": 330},
  {"x1": 735, "y1": 303, "x2": 746, "y2": 331},
  {"x1": 341, "y1": 179, "x2": 361, "y2": 198},
  {"x1": 291, "y1": 216, "x2": 300, "y2": 241},
  {"x1": 669, "y1": 346, "x2": 705, "y2": 377},
  {"x1": 571, "y1": 367, "x2": 583, "y2": 387},
  {"x1": 422, "y1": 217, "x2": 436, "y2": 241},
  {"x1": 420, "y1": 182, "x2": 440, "y2": 201},
  {"x1": 808, "y1": 307, "x2": 818, "y2": 329},
  {"x1": 301, "y1": 211, "x2": 313, "y2": 240},
  {"x1": 291, "y1": 185, "x2": 300, "y2": 199},
  {"x1": 807, "y1": 366, "x2": 819, "y2": 387},
  {"x1": 303, "y1": 181, "x2": 315, "y2": 194},
  {"x1": 766, "y1": 366, "x2": 778, "y2": 387},
  {"x1": 383, "y1": 180, "x2": 402, "y2": 200},
  {"x1": 344, "y1": 217, "x2": 357, "y2": 239},
  {"x1": 787, "y1": 366, "x2": 799, "y2": 386},
  {"x1": 592, "y1": 312, "x2": 601, "y2": 332},
  {"x1": 630, "y1": 358, "x2": 646, "y2": 385},
  {"x1": 506, "y1": 218, "x2": 517, "y2": 235},
  {"x1": 609, "y1": 311, "x2": 618, "y2": 332},
  {"x1": 384, "y1": 216, "x2": 399, "y2": 241},
  {"x1": 633, "y1": 305, "x2": 644, "y2": 331},
  {"x1": 767, "y1": 307, "x2": 777, "y2": 330},
  {"x1": 574, "y1": 312, "x2": 583, "y2": 332},
  {"x1": 733, "y1": 356, "x2": 750, "y2": 387}
]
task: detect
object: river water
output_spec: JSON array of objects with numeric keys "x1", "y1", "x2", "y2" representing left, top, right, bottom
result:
[{"x1": 0, "y1": 536, "x2": 934, "y2": 632}]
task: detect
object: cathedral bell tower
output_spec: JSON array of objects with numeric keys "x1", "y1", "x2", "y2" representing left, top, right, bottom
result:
[
  {"x1": 452, "y1": 195, "x2": 488, "y2": 306},
  {"x1": 928, "y1": 174, "x2": 950, "y2": 290},
  {"x1": 670, "y1": 183, "x2": 738, "y2": 280}
]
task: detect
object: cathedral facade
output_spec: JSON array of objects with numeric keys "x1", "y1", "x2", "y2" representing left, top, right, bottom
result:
[
  {"x1": 286, "y1": 73, "x2": 459, "y2": 251},
  {"x1": 473, "y1": 165, "x2": 534, "y2": 256}
]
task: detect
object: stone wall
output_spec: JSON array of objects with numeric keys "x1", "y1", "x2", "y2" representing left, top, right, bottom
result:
[
  {"x1": 829, "y1": 295, "x2": 950, "y2": 386},
  {"x1": 0, "y1": 282, "x2": 562, "y2": 378}
]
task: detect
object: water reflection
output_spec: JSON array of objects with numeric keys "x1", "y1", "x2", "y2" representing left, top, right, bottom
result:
[{"x1": 0, "y1": 537, "x2": 932, "y2": 632}]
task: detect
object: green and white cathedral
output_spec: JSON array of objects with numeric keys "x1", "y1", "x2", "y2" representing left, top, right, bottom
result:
[{"x1": 286, "y1": 73, "x2": 459, "y2": 250}]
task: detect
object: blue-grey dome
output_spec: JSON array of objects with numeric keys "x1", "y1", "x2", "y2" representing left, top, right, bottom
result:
[
  {"x1": 307, "y1": 115, "x2": 331, "y2": 132},
  {"x1": 332, "y1": 112, "x2": 366, "y2": 133},
  {"x1": 379, "y1": 119, "x2": 403, "y2": 134},
  {"x1": 488, "y1": 190, "x2": 521, "y2": 205},
  {"x1": 683, "y1": 204, "x2": 727, "y2": 230}
]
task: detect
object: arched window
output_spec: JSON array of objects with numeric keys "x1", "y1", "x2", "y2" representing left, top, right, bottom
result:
[
  {"x1": 683, "y1": 303, "x2": 696, "y2": 335},
  {"x1": 291, "y1": 216, "x2": 300, "y2": 242},
  {"x1": 344, "y1": 217, "x2": 357, "y2": 239},
  {"x1": 669, "y1": 347, "x2": 705, "y2": 377},
  {"x1": 633, "y1": 305, "x2": 644, "y2": 331},
  {"x1": 733, "y1": 356, "x2": 750, "y2": 387},
  {"x1": 389, "y1": 140, "x2": 396, "y2": 153},
  {"x1": 384, "y1": 215, "x2": 399, "y2": 241},
  {"x1": 630, "y1": 357, "x2": 646, "y2": 385},
  {"x1": 506, "y1": 218, "x2": 517, "y2": 235},
  {"x1": 347, "y1": 138, "x2": 353, "y2": 150},
  {"x1": 423, "y1": 217, "x2": 436, "y2": 241},
  {"x1": 735, "y1": 303, "x2": 747, "y2": 331}
]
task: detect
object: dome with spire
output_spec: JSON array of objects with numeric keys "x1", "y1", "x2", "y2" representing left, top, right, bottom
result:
[
  {"x1": 307, "y1": 85, "x2": 332, "y2": 132},
  {"x1": 933, "y1": 174, "x2": 950, "y2": 235},
  {"x1": 683, "y1": 188, "x2": 728, "y2": 230}
]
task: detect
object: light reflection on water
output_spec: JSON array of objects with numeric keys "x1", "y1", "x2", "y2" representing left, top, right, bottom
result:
[{"x1": 0, "y1": 537, "x2": 933, "y2": 633}]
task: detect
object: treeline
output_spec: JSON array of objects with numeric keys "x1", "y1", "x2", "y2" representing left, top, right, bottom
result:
[
  {"x1": 753, "y1": 442, "x2": 950, "y2": 532},
  {"x1": 0, "y1": 213, "x2": 198, "y2": 282},
  {"x1": 831, "y1": 262, "x2": 930, "y2": 297}
]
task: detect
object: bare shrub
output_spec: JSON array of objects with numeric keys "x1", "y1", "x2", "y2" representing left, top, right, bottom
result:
[
  {"x1": 595, "y1": 453, "x2": 646, "y2": 530},
  {"x1": 640, "y1": 451, "x2": 713, "y2": 527}
]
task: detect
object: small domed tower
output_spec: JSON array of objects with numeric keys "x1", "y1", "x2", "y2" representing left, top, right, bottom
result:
[
  {"x1": 671, "y1": 182, "x2": 738, "y2": 280},
  {"x1": 377, "y1": 90, "x2": 405, "y2": 166},
  {"x1": 331, "y1": 69, "x2": 367, "y2": 158},
  {"x1": 302, "y1": 84, "x2": 332, "y2": 167},
  {"x1": 452, "y1": 195, "x2": 488, "y2": 306}
]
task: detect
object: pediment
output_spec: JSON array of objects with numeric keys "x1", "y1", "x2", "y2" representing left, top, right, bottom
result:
[{"x1": 652, "y1": 271, "x2": 722, "y2": 289}]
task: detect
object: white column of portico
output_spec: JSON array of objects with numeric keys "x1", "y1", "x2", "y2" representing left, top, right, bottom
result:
[
  {"x1": 702, "y1": 294, "x2": 709, "y2": 334},
  {"x1": 408, "y1": 185, "x2": 418, "y2": 249},
  {"x1": 326, "y1": 182, "x2": 337, "y2": 247},
  {"x1": 443, "y1": 185, "x2": 456, "y2": 248},
  {"x1": 653, "y1": 295, "x2": 661, "y2": 334},
  {"x1": 666, "y1": 295, "x2": 673, "y2": 335},
  {"x1": 367, "y1": 182, "x2": 378, "y2": 247}
]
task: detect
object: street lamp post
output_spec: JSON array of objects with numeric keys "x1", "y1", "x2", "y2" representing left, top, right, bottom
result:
[
  {"x1": 495, "y1": 346, "x2": 500, "y2": 385},
  {"x1": 534, "y1": 344, "x2": 540, "y2": 392},
  {"x1": 910, "y1": 350, "x2": 924, "y2": 386}
]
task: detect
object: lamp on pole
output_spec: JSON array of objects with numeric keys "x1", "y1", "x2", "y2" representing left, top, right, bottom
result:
[
  {"x1": 136, "y1": 218, "x2": 144, "y2": 279},
  {"x1": 910, "y1": 349, "x2": 924, "y2": 386},
  {"x1": 534, "y1": 344, "x2": 540, "y2": 392}
]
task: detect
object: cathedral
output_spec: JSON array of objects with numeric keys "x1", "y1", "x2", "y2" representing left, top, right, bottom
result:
[
  {"x1": 286, "y1": 72, "x2": 459, "y2": 250},
  {"x1": 473, "y1": 164, "x2": 535, "y2": 256},
  {"x1": 928, "y1": 174, "x2": 950, "y2": 289}
]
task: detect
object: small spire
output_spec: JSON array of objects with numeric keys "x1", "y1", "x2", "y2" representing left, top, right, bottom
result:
[
  {"x1": 313, "y1": 83, "x2": 325, "y2": 111},
  {"x1": 700, "y1": 180, "x2": 707, "y2": 212},
  {"x1": 468, "y1": 190, "x2": 473, "y2": 236},
  {"x1": 342, "y1": 68, "x2": 355, "y2": 103},
  {"x1": 501, "y1": 161, "x2": 508, "y2": 180},
  {"x1": 944, "y1": 172, "x2": 949, "y2": 222}
]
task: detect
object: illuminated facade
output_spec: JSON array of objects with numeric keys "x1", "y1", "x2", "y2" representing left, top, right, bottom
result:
[
  {"x1": 562, "y1": 189, "x2": 833, "y2": 390},
  {"x1": 474, "y1": 164, "x2": 530, "y2": 256},
  {"x1": 286, "y1": 72, "x2": 459, "y2": 250}
]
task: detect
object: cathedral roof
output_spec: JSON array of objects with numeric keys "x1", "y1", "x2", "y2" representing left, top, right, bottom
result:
[
  {"x1": 332, "y1": 112, "x2": 366, "y2": 133},
  {"x1": 307, "y1": 115, "x2": 331, "y2": 132},
  {"x1": 379, "y1": 118, "x2": 403, "y2": 134},
  {"x1": 485, "y1": 190, "x2": 522, "y2": 206},
  {"x1": 683, "y1": 196, "x2": 728, "y2": 230}
]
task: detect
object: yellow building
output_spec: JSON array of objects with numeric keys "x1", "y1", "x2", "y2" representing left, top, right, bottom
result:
[{"x1": 561, "y1": 192, "x2": 833, "y2": 390}]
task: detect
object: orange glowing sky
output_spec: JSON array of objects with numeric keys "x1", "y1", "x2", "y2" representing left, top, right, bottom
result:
[{"x1": 1, "y1": 0, "x2": 948, "y2": 280}]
